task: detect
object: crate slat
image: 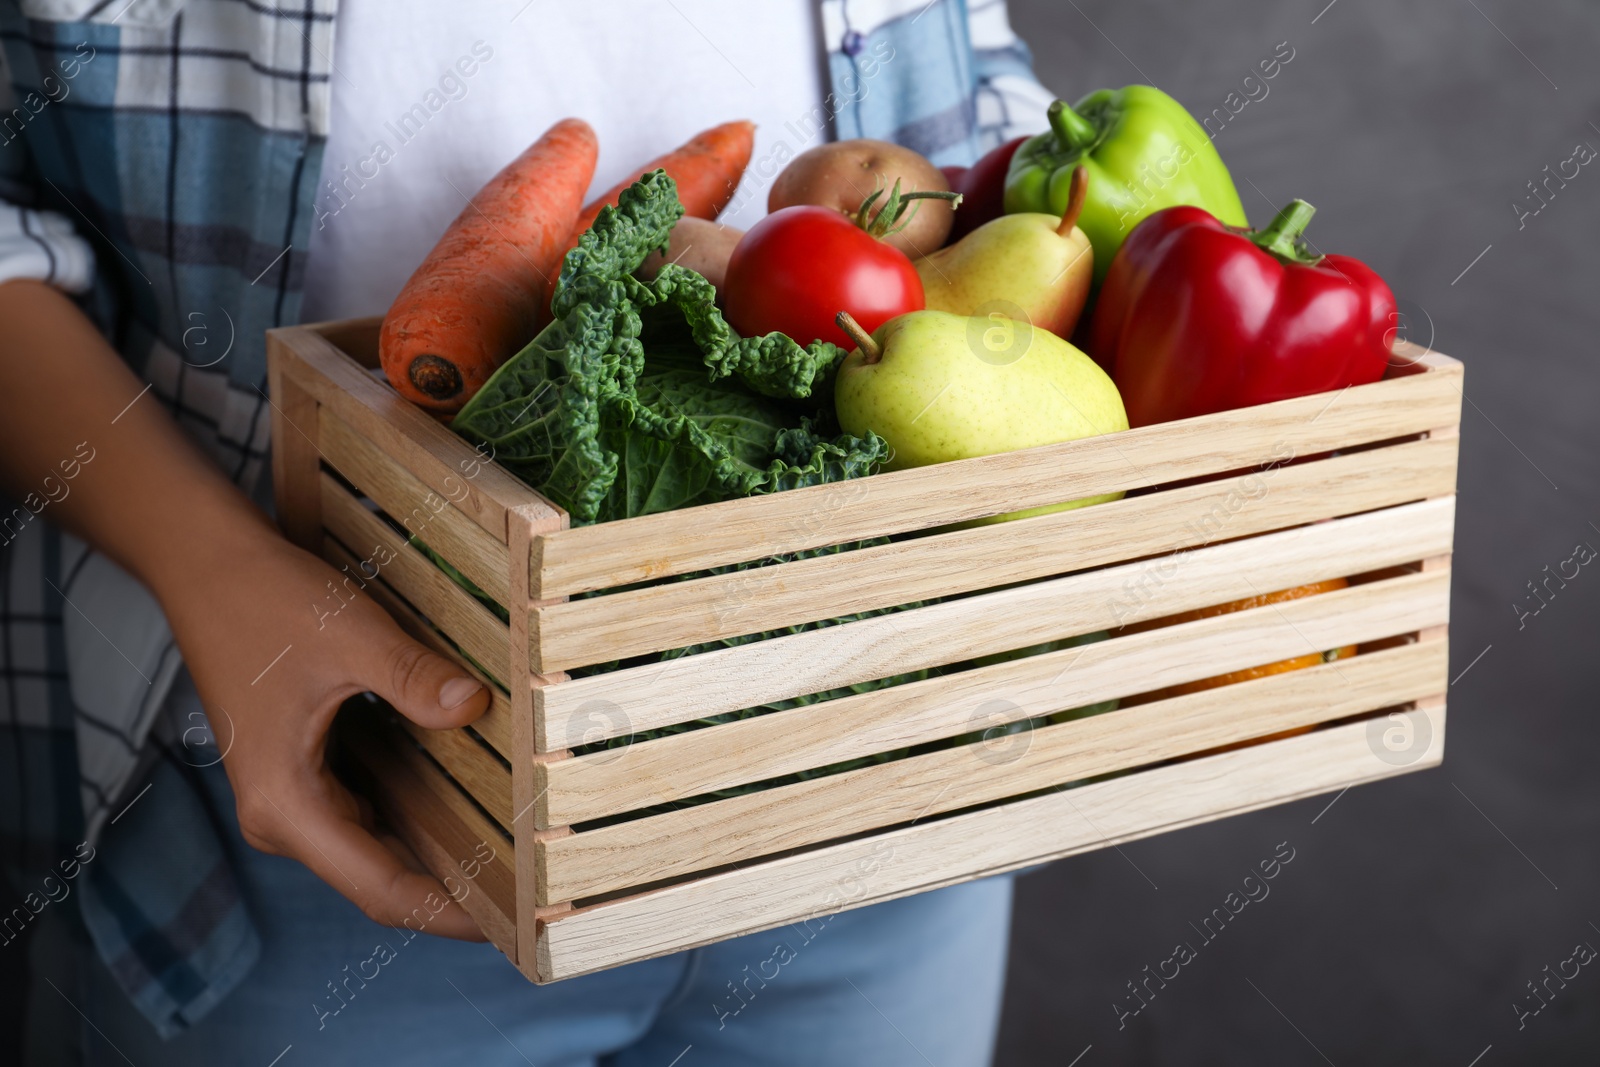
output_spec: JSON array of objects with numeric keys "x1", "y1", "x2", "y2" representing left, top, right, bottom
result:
[
  {"x1": 536, "y1": 702, "x2": 1445, "y2": 979},
  {"x1": 531, "y1": 355, "x2": 1462, "y2": 599},
  {"x1": 507, "y1": 504, "x2": 561, "y2": 971},
  {"x1": 320, "y1": 407, "x2": 513, "y2": 606},
  {"x1": 535, "y1": 496, "x2": 1455, "y2": 750},
  {"x1": 274, "y1": 324, "x2": 562, "y2": 542},
  {"x1": 535, "y1": 581, "x2": 1446, "y2": 901},
  {"x1": 320, "y1": 539, "x2": 514, "y2": 758},
  {"x1": 339, "y1": 710, "x2": 518, "y2": 960},
  {"x1": 312, "y1": 316, "x2": 381, "y2": 367},
  {"x1": 531, "y1": 435, "x2": 1457, "y2": 669},
  {"x1": 394, "y1": 717, "x2": 512, "y2": 831},
  {"x1": 267, "y1": 331, "x2": 325, "y2": 552},
  {"x1": 536, "y1": 574, "x2": 1448, "y2": 827},
  {"x1": 320, "y1": 471, "x2": 512, "y2": 685}
]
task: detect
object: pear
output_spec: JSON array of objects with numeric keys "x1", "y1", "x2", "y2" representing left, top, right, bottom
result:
[
  {"x1": 916, "y1": 166, "x2": 1093, "y2": 340},
  {"x1": 833, "y1": 309, "x2": 1127, "y2": 521}
]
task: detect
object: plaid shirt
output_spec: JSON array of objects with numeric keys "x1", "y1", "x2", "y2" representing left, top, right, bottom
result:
[{"x1": 0, "y1": 0, "x2": 1051, "y2": 1043}]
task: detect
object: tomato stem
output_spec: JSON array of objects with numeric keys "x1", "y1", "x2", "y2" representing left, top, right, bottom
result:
[
  {"x1": 1057, "y1": 165, "x2": 1089, "y2": 237},
  {"x1": 835, "y1": 312, "x2": 881, "y2": 363},
  {"x1": 855, "y1": 179, "x2": 963, "y2": 240}
]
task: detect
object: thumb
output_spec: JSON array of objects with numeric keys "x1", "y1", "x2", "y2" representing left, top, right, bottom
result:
[{"x1": 360, "y1": 621, "x2": 489, "y2": 730}]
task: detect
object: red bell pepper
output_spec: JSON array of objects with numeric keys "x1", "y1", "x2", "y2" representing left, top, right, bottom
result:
[{"x1": 1087, "y1": 199, "x2": 1397, "y2": 427}]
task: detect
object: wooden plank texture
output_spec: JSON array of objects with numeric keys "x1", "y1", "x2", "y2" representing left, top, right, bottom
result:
[
  {"x1": 320, "y1": 407, "x2": 513, "y2": 606},
  {"x1": 270, "y1": 325, "x2": 561, "y2": 541},
  {"x1": 536, "y1": 703, "x2": 1446, "y2": 979},
  {"x1": 395, "y1": 717, "x2": 512, "y2": 830},
  {"x1": 320, "y1": 538, "x2": 514, "y2": 758},
  {"x1": 535, "y1": 496, "x2": 1456, "y2": 748},
  {"x1": 339, "y1": 711, "x2": 518, "y2": 960},
  {"x1": 535, "y1": 586, "x2": 1447, "y2": 900},
  {"x1": 508, "y1": 503, "x2": 562, "y2": 976},
  {"x1": 532, "y1": 353, "x2": 1463, "y2": 598},
  {"x1": 532, "y1": 435, "x2": 1458, "y2": 668},
  {"x1": 320, "y1": 471, "x2": 513, "y2": 685},
  {"x1": 310, "y1": 316, "x2": 381, "y2": 368},
  {"x1": 537, "y1": 577, "x2": 1448, "y2": 827},
  {"x1": 266, "y1": 332, "x2": 325, "y2": 552}
]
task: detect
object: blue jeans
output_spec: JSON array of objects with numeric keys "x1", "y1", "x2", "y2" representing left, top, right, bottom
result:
[{"x1": 82, "y1": 761, "x2": 1013, "y2": 1066}]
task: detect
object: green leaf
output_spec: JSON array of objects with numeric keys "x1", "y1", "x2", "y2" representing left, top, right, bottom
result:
[{"x1": 453, "y1": 170, "x2": 885, "y2": 525}]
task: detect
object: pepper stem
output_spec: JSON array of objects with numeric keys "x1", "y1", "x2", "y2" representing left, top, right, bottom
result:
[
  {"x1": 1251, "y1": 199, "x2": 1324, "y2": 265},
  {"x1": 1048, "y1": 100, "x2": 1099, "y2": 152},
  {"x1": 1057, "y1": 165, "x2": 1089, "y2": 237},
  {"x1": 836, "y1": 312, "x2": 881, "y2": 363}
]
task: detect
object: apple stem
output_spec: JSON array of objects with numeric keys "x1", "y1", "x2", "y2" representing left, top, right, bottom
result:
[
  {"x1": 835, "y1": 312, "x2": 881, "y2": 363},
  {"x1": 1057, "y1": 165, "x2": 1089, "y2": 237}
]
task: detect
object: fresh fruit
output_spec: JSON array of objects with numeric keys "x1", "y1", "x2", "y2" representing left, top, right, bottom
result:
[
  {"x1": 723, "y1": 183, "x2": 953, "y2": 348},
  {"x1": 379, "y1": 118, "x2": 597, "y2": 412},
  {"x1": 452, "y1": 172, "x2": 882, "y2": 525},
  {"x1": 769, "y1": 139, "x2": 955, "y2": 255},
  {"x1": 1088, "y1": 199, "x2": 1397, "y2": 426},
  {"x1": 832, "y1": 309, "x2": 1127, "y2": 520},
  {"x1": 637, "y1": 216, "x2": 743, "y2": 290},
  {"x1": 917, "y1": 165, "x2": 1093, "y2": 340},
  {"x1": 1004, "y1": 86, "x2": 1247, "y2": 286},
  {"x1": 945, "y1": 135, "x2": 1027, "y2": 243},
  {"x1": 1126, "y1": 578, "x2": 1358, "y2": 749}
]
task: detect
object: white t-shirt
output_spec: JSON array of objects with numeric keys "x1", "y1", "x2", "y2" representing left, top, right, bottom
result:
[{"x1": 301, "y1": 1, "x2": 824, "y2": 323}]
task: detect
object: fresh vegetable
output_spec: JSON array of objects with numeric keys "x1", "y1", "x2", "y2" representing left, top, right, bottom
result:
[
  {"x1": 724, "y1": 182, "x2": 951, "y2": 349},
  {"x1": 833, "y1": 310, "x2": 1126, "y2": 521},
  {"x1": 1004, "y1": 86, "x2": 1247, "y2": 286},
  {"x1": 560, "y1": 119, "x2": 754, "y2": 260},
  {"x1": 636, "y1": 216, "x2": 743, "y2": 290},
  {"x1": 1126, "y1": 579, "x2": 1357, "y2": 752},
  {"x1": 945, "y1": 135, "x2": 1027, "y2": 243},
  {"x1": 1088, "y1": 199, "x2": 1397, "y2": 427},
  {"x1": 451, "y1": 170, "x2": 885, "y2": 525},
  {"x1": 769, "y1": 139, "x2": 956, "y2": 255},
  {"x1": 918, "y1": 165, "x2": 1093, "y2": 340},
  {"x1": 379, "y1": 118, "x2": 597, "y2": 411}
]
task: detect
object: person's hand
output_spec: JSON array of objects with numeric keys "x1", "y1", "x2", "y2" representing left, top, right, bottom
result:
[
  {"x1": 159, "y1": 513, "x2": 491, "y2": 940},
  {"x1": 0, "y1": 280, "x2": 488, "y2": 938}
]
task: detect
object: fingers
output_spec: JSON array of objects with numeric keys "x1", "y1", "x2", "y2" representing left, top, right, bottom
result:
[
  {"x1": 353, "y1": 610, "x2": 489, "y2": 730},
  {"x1": 242, "y1": 778, "x2": 486, "y2": 942}
]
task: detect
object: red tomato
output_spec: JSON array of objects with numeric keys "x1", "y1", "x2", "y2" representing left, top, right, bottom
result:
[{"x1": 722, "y1": 206, "x2": 924, "y2": 348}]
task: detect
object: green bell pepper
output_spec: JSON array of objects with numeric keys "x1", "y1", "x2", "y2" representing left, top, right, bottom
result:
[{"x1": 1003, "y1": 85, "x2": 1248, "y2": 285}]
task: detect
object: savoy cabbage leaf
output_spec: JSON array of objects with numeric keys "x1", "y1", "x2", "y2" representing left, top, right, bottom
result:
[{"x1": 451, "y1": 170, "x2": 878, "y2": 524}]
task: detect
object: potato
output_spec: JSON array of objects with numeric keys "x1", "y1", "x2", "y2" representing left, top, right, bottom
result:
[
  {"x1": 768, "y1": 139, "x2": 954, "y2": 256},
  {"x1": 637, "y1": 217, "x2": 744, "y2": 290}
]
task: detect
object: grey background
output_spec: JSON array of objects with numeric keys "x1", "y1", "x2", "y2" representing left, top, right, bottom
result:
[{"x1": 996, "y1": 1, "x2": 1600, "y2": 1064}]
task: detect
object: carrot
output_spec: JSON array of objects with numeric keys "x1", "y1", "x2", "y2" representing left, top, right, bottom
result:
[
  {"x1": 380, "y1": 117, "x2": 598, "y2": 412},
  {"x1": 562, "y1": 120, "x2": 755, "y2": 259}
]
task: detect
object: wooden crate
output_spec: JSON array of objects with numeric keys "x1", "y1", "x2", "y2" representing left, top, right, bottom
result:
[{"x1": 267, "y1": 316, "x2": 1461, "y2": 982}]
